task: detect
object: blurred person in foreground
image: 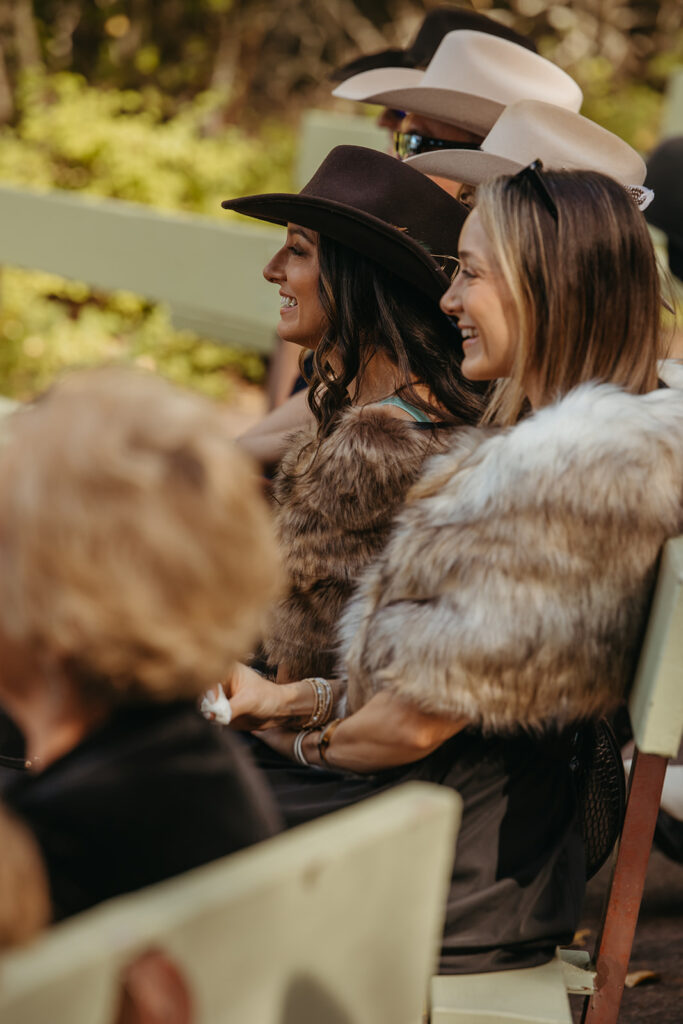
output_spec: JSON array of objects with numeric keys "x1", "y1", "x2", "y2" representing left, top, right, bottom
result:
[
  {"x1": 646, "y1": 135, "x2": 683, "y2": 365},
  {"x1": 0, "y1": 368, "x2": 282, "y2": 923}
]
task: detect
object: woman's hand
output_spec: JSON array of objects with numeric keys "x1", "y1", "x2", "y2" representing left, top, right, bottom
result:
[
  {"x1": 222, "y1": 663, "x2": 288, "y2": 731},
  {"x1": 212, "y1": 665, "x2": 344, "y2": 733}
]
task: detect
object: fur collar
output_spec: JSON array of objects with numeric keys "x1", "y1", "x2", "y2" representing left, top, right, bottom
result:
[
  {"x1": 339, "y1": 383, "x2": 683, "y2": 731},
  {"x1": 263, "y1": 403, "x2": 449, "y2": 678}
]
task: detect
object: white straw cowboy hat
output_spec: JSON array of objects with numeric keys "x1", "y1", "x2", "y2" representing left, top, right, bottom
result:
[
  {"x1": 405, "y1": 100, "x2": 647, "y2": 187},
  {"x1": 332, "y1": 29, "x2": 583, "y2": 138}
]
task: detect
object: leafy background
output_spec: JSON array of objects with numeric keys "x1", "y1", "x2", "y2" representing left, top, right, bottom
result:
[{"x1": 0, "y1": 0, "x2": 680, "y2": 400}]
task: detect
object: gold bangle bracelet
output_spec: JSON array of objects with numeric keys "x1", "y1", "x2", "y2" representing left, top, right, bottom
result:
[{"x1": 318, "y1": 717, "x2": 343, "y2": 766}]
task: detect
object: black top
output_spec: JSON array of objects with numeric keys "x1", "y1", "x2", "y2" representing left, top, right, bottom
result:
[{"x1": 2, "y1": 702, "x2": 281, "y2": 921}]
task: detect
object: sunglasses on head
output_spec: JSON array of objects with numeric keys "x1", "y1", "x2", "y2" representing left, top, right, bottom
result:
[
  {"x1": 506, "y1": 159, "x2": 558, "y2": 224},
  {"x1": 394, "y1": 131, "x2": 481, "y2": 160}
]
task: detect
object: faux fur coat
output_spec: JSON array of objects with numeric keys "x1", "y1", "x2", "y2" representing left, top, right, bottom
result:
[
  {"x1": 339, "y1": 383, "x2": 683, "y2": 731},
  {"x1": 262, "y1": 404, "x2": 450, "y2": 678}
]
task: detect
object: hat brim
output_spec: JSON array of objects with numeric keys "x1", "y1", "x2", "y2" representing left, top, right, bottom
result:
[
  {"x1": 332, "y1": 67, "x2": 424, "y2": 102},
  {"x1": 221, "y1": 193, "x2": 453, "y2": 303},
  {"x1": 406, "y1": 148, "x2": 522, "y2": 185},
  {"x1": 341, "y1": 84, "x2": 503, "y2": 138}
]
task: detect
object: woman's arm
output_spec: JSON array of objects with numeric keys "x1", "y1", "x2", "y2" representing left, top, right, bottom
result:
[
  {"x1": 235, "y1": 390, "x2": 312, "y2": 469},
  {"x1": 258, "y1": 690, "x2": 468, "y2": 774}
]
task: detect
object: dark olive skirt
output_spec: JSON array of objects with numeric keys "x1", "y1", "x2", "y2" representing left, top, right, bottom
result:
[{"x1": 245, "y1": 727, "x2": 586, "y2": 974}]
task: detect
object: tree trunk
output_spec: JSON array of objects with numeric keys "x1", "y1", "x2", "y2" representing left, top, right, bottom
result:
[
  {"x1": 0, "y1": 39, "x2": 14, "y2": 123},
  {"x1": 12, "y1": 0, "x2": 42, "y2": 70}
]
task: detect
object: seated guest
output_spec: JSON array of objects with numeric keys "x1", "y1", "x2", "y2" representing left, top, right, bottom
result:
[
  {"x1": 646, "y1": 135, "x2": 683, "y2": 365},
  {"x1": 333, "y1": 29, "x2": 581, "y2": 199},
  {"x1": 223, "y1": 145, "x2": 482, "y2": 681},
  {"x1": 0, "y1": 368, "x2": 282, "y2": 922},
  {"x1": 0, "y1": 805, "x2": 50, "y2": 948},
  {"x1": 219, "y1": 167, "x2": 683, "y2": 973}
]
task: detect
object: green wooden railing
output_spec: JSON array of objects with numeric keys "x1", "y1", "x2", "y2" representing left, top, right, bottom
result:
[
  {"x1": 0, "y1": 110, "x2": 385, "y2": 356},
  {"x1": 0, "y1": 72, "x2": 681, "y2": 358}
]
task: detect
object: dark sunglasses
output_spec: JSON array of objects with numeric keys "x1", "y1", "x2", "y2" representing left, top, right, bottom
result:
[
  {"x1": 394, "y1": 131, "x2": 481, "y2": 160},
  {"x1": 507, "y1": 159, "x2": 558, "y2": 224}
]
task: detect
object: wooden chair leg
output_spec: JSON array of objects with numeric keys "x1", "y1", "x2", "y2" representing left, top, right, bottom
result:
[{"x1": 581, "y1": 748, "x2": 668, "y2": 1024}]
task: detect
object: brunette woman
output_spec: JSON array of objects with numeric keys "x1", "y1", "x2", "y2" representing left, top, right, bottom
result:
[
  {"x1": 222, "y1": 166, "x2": 683, "y2": 973},
  {"x1": 222, "y1": 145, "x2": 480, "y2": 683}
]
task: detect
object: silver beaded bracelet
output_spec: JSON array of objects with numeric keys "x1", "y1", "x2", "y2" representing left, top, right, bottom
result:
[{"x1": 293, "y1": 728, "x2": 315, "y2": 766}]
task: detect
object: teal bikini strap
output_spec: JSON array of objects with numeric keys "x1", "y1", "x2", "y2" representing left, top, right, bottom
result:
[{"x1": 377, "y1": 395, "x2": 432, "y2": 423}]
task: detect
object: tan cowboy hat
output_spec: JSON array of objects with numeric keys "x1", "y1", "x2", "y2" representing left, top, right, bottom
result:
[
  {"x1": 330, "y1": 6, "x2": 535, "y2": 82},
  {"x1": 405, "y1": 100, "x2": 647, "y2": 187},
  {"x1": 332, "y1": 29, "x2": 583, "y2": 137}
]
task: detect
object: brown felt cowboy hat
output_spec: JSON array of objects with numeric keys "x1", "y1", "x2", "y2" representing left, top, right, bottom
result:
[
  {"x1": 330, "y1": 5, "x2": 536, "y2": 83},
  {"x1": 221, "y1": 146, "x2": 468, "y2": 302}
]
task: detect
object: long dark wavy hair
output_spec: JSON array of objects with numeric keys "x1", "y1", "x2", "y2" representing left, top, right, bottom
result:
[{"x1": 305, "y1": 235, "x2": 486, "y2": 440}]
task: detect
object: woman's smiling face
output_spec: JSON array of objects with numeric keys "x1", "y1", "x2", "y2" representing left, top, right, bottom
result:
[
  {"x1": 262, "y1": 225, "x2": 328, "y2": 348},
  {"x1": 440, "y1": 209, "x2": 518, "y2": 382}
]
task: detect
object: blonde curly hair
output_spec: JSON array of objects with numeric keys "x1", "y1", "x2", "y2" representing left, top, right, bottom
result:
[{"x1": 0, "y1": 368, "x2": 281, "y2": 703}]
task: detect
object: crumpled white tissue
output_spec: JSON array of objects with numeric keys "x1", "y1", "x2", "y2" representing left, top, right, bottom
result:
[{"x1": 200, "y1": 684, "x2": 232, "y2": 725}]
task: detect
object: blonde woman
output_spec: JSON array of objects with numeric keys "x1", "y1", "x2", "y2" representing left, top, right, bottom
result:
[
  {"x1": 226, "y1": 167, "x2": 683, "y2": 974},
  {"x1": 0, "y1": 369, "x2": 282, "y2": 922}
]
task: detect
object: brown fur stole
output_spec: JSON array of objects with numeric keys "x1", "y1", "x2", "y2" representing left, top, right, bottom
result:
[
  {"x1": 263, "y1": 404, "x2": 449, "y2": 678},
  {"x1": 339, "y1": 383, "x2": 683, "y2": 731}
]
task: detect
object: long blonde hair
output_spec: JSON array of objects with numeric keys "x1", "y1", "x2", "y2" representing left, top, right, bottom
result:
[{"x1": 475, "y1": 169, "x2": 661, "y2": 426}]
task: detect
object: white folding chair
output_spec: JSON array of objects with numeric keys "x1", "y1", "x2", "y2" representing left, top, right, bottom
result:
[{"x1": 0, "y1": 782, "x2": 461, "y2": 1024}]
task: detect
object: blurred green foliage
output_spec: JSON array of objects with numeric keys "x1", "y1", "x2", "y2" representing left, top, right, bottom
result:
[
  {"x1": 0, "y1": 72, "x2": 295, "y2": 400},
  {"x1": 0, "y1": 71, "x2": 294, "y2": 213},
  {"x1": 0, "y1": 0, "x2": 681, "y2": 399}
]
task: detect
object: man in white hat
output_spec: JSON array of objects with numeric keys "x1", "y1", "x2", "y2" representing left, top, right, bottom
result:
[
  {"x1": 331, "y1": 5, "x2": 537, "y2": 135},
  {"x1": 334, "y1": 29, "x2": 583, "y2": 196},
  {"x1": 404, "y1": 99, "x2": 649, "y2": 197}
]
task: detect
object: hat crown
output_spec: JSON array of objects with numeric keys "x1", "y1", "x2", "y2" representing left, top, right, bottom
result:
[
  {"x1": 408, "y1": 8, "x2": 536, "y2": 65},
  {"x1": 299, "y1": 145, "x2": 465, "y2": 254},
  {"x1": 331, "y1": 5, "x2": 536, "y2": 81},
  {"x1": 419, "y1": 30, "x2": 582, "y2": 109},
  {"x1": 404, "y1": 100, "x2": 646, "y2": 188},
  {"x1": 482, "y1": 101, "x2": 646, "y2": 186}
]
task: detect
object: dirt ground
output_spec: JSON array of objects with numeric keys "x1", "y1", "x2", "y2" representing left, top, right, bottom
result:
[{"x1": 569, "y1": 846, "x2": 683, "y2": 1023}]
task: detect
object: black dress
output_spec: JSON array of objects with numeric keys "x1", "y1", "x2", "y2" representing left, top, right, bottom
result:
[
  {"x1": 2, "y1": 702, "x2": 282, "y2": 921},
  {"x1": 246, "y1": 726, "x2": 585, "y2": 975}
]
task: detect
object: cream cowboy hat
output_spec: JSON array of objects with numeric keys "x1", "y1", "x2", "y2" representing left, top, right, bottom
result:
[
  {"x1": 332, "y1": 29, "x2": 583, "y2": 138},
  {"x1": 405, "y1": 100, "x2": 647, "y2": 187}
]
